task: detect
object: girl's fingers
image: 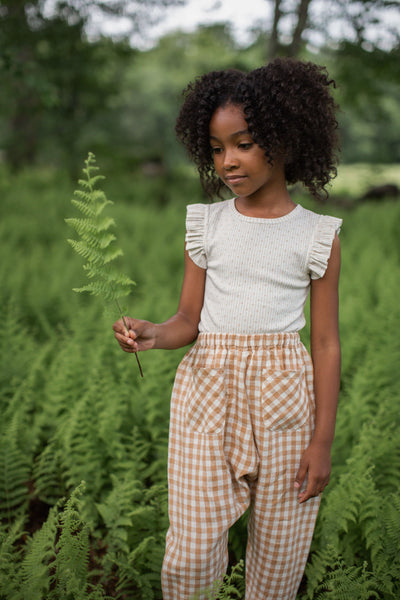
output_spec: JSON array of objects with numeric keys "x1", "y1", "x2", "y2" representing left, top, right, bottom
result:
[
  {"x1": 113, "y1": 317, "x2": 135, "y2": 334},
  {"x1": 298, "y1": 477, "x2": 329, "y2": 503},
  {"x1": 294, "y1": 459, "x2": 307, "y2": 493},
  {"x1": 113, "y1": 318, "x2": 153, "y2": 352},
  {"x1": 114, "y1": 331, "x2": 138, "y2": 352},
  {"x1": 112, "y1": 320, "x2": 126, "y2": 335}
]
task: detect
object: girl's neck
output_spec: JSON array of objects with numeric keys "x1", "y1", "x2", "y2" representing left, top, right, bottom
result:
[{"x1": 235, "y1": 190, "x2": 296, "y2": 219}]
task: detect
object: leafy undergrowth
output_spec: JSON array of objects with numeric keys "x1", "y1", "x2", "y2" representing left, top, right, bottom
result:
[{"x1": 0, "y1": 167, "x2": 399, "y2": 599}]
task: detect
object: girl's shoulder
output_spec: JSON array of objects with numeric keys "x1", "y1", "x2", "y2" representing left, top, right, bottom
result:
[
  {"x1": 295, "y1": 204, "x2": 342, "y2": 227},
  {"x1": 186, "y1": 199, "x2": 230, "y2": 218},
  {"x1": 299, "y1": 205, "x2": 342, "y2": 244},
  {"x1": 185, "y1": 200, "x2": 230, "y2": 233},
  {"x1": 185, "y1": 200, "x2": 231, "y2": 269},
  {"x1": 299, "y1": 206, "x2": 342, "y2": 280}
]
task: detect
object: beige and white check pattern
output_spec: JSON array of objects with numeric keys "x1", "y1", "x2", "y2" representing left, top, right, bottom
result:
[{"x1": 162, "y1": 332, "x2": 320, "y2": 600}]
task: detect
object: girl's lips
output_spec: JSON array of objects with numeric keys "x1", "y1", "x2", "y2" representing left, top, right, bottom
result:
[{"x1": 225, "y1": 176, "x2": 246, "y2": 185}]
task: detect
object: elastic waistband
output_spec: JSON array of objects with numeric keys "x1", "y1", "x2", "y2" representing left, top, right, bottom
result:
[{"x1": 196, "y1": 331, "x2": 301, "y2": 350}]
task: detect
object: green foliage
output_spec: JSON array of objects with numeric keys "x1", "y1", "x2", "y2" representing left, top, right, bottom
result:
[
  {"x1": 0, "y1": 166, "x2": 400, "y2": 598},
  {"x1": 1, "y1": 2, "x2": 400, "y2": 171},
  {"x1": 0, "y1": 517, "x2": 25, "y2": 597},
  {"x1": 309, "y1": 547, "x2": 380, "y2": 600},
  {"x1": 66, "y1": 153, "x2": 135, "y2": 302},
  {"x1": 66, "y1": 152, "x2": 143, "y2": 376},
  {"x1": 299, "y1": 197, "x2": 400, "y2": 600},
  {"x1": 17, "y1": 502, "x2": 61, "y2": 599},
  {"x1": 0, "y1": 416, "x2": 31, "y2": 522},
  {"x1": 7, "y1": 483, "x2": 109, "y2": 600},
  {"x1": 190, "y1": 560, "x2": 245, "y2": 600},
  {"x1": 113, "y1": 24, "x2": 263, "y2": 170},
  {"x1": 52, "y1": 483, "x2": 93, "y2": 598}
]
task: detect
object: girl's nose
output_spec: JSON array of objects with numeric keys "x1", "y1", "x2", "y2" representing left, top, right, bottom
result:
[{"x1": 223, "y1": 150, "x2": 239, "y2": 170}]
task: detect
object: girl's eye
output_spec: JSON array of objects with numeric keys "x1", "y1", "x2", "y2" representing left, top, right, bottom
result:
[
  {"x1": 239, "y1": 142, "x2": 253, "y2": 150},
  {"x1": 211, "y1": 147, "x2": 223, "y2": 155}
]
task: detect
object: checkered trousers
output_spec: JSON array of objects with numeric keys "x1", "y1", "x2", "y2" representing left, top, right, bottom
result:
[{"x1": 161, "y1": 332, "x2": 321, "y2": 600}]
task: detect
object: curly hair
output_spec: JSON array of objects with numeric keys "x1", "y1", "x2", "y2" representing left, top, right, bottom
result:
[{"x1": 175, "y1": 58, "x2": 339, "y2": 200}]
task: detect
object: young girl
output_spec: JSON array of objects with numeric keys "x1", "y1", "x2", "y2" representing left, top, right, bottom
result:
[{"x1": 113, "y1": 58, "x2": 342, "y2": 600}]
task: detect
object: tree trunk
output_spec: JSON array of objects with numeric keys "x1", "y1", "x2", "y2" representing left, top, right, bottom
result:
[
  {"x1": 268, "y1": 0, "x2": 283, "y2": 59},
  {"x1": 287, "y1": 0, "x2": 313, "y2": 57},
  {"x1": 7, "y1": 97, "x2": 39, "y2": 170}
]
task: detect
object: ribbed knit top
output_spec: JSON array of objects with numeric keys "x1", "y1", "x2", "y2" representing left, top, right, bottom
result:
[{"x1": 185, "y1": 198, "x2": 342, "y2": 334}]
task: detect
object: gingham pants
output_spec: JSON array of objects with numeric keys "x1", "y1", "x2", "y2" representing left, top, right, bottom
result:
[{"x1": 161, "y1": 332, "x2": 320, "y2": 600}]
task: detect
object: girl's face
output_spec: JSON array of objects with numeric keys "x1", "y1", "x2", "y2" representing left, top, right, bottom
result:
[{"x1": 209, "y1": 103, "x2": 286, "y2": 202}]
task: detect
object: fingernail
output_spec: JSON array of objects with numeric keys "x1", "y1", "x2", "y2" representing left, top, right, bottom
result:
[{"x1": 294, "y1": 482, "x2": 300, "y2": 489}]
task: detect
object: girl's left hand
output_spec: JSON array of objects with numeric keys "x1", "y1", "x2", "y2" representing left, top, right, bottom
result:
[{"x1": 294, "y1": 441, "x2": 331, "y2": 503}]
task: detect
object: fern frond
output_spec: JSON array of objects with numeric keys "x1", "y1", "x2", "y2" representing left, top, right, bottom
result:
[
  {"x1": 0, "y1": 424, "x2": 31, "y2": 521},
  {"x1": 0, "y1": 517, "x2": 25, "y2": 597},
  {"x1": 17, "y1": 502, "x2": 61, "y2": 599},
  {"x1": 66, "y1": 153, "x2": 132, "y2": 300},
  {"x1": 70, "y1": 195, "x2": 112, "y2": 218},
  {"x1": 190, "y1": 560, "x2": 245, "y2": 600},
  {"x1": 314, "y1": 556, "x2": 379, "y2": 600},
  {"x1": 382, "y1": 493, "x2": 400, "y2": 561},
  {"x1": 78, "y1": 174, "x2": 105, "y2": 189},
  {"x1": 97, "y1": 473, "x2": 168, "y2": 598},
  {"x1": 317, "y1": 461, "x2": 376, "y2": 551},
  {"x1": 66, "y1": 216, "x2": 117, "y2": 236},
  {"x1": 51, "y1": 482, "x2": 102, "y2": 599},
  {"x1": 33, "y1": 439, "x2": 66, "y2": 505},
  {"x1": 67, "y1": 238, "x2": 123, "y2": 266},
  {"x1": 58, "y1": 381, "x2": 108, "y2": 520},
  {"x1": 96, "y1": 475, "x2": 145, "y2": 556},
  {"x1": 68, "y1": 227, "x2": 117, "y2": 251},
  {"x1": 66, "y1": 152, "x2": 142, "y2": 376},
  {"x1": 82, "y1": 266, "x2": 135, "y2": 289},
  {"x1": 369, "y1": 493, "x2": 400, "y2": 595},
  {"x1": 303, "y1": 545, "x2": 338, "y2": 599}
]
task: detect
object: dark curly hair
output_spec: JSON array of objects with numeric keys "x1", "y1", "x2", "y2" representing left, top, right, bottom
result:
[{"x1": 175, "y1": 58, "x2": 339, "y2": 200}]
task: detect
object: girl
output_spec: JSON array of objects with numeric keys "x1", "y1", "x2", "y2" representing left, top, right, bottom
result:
[{"x1": 113, "y1": 58, "x2": 342, "y2": 600}]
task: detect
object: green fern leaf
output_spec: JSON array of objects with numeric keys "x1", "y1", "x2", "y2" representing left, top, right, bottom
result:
[
  {"x1": 52, "y1": 482, "x2": 92, "y2": 598},
  {"x1": 0, "y1": 426, "x2": 31, "y2": 521},
  {"x1": 33, "y1": 439, "x2": 65, "y2": 505},
  {"x1": 78, "y1": 174, "x2": 105, "y2": 189},
  {"x1": 67, "y1": 216, "x2": 117, "y2": 237},
  {"x1": 66, "y1": 152, "x2": 143, "y2": 377},
  {"x1": 0, "y1": 517, "x2": 25, "y2": 597},
  {"x1": 66, "y1": 153, "x2": 132, "y2": 302},
  {"x1": 190, "y1": 560, "x2": 245, "y2": 600},
  {"x1": 70, "y1": 195, "x2": 110, "y2": 218},
  {"x1": 17, "y1": 502, "x2": 61, "y2": 599}
]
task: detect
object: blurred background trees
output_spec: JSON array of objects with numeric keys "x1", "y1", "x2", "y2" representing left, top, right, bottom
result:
[{"x1": 0, "y1": 0, "x2": 399, "y2": 176}]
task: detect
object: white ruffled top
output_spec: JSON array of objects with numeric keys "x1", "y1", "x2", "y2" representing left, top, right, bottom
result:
[{"x1": 185, "y1": 198, "x2": 342, "y2": 334}]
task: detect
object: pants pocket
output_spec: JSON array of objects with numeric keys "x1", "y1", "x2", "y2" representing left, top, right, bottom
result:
[
  {"x1": 261, "y1": 366, "x2": 309, "y2": 431},
  {"x1": 185, "y1": 367, "x2": 226, "y2": 434}
]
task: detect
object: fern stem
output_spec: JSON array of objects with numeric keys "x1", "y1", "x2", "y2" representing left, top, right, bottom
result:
[{"x1": 115, "y1": 298, "x2": 144, "y2": 378}]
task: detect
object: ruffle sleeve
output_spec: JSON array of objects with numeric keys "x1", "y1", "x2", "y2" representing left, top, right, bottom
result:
[
  {"x1": 185, "y1": 203, "x2": 208, "y2": 269},
  {"x1": 308, "y1": 215, "x2": 343, "y2": 280}
]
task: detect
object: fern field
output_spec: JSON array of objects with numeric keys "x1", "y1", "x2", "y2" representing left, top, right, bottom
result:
[{"x1": 0, "y1": 165, "x2": 399, "y2": 599}]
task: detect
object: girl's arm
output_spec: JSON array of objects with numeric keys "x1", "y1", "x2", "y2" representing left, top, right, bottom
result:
[
  {"x1": 113, "y1": 250, "x2": 206, "y2": 351},
  {"x1": 295, "y1": 234, "x2": 341, "y2": 503}
]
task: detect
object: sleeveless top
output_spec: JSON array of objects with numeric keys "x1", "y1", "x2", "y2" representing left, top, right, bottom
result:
[{"x1": 185, "y1": 198, "x2": 342, "y2": 334}]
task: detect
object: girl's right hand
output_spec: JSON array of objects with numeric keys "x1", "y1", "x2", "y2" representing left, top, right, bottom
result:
[{"x1": 113, "y1": 317, "x2": 157, "y2": 353}]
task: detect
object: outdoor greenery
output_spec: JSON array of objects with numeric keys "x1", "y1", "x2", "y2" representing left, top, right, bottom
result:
[
  {"x1": 0, "y1": 1, "x2": 399, "y2": 598},
  {"x1": 1, "y1": 1, "x2": 399, "y2": 174},
  {"x1": 0, "y1": 163, "x2": 399, "y2": 598}
]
